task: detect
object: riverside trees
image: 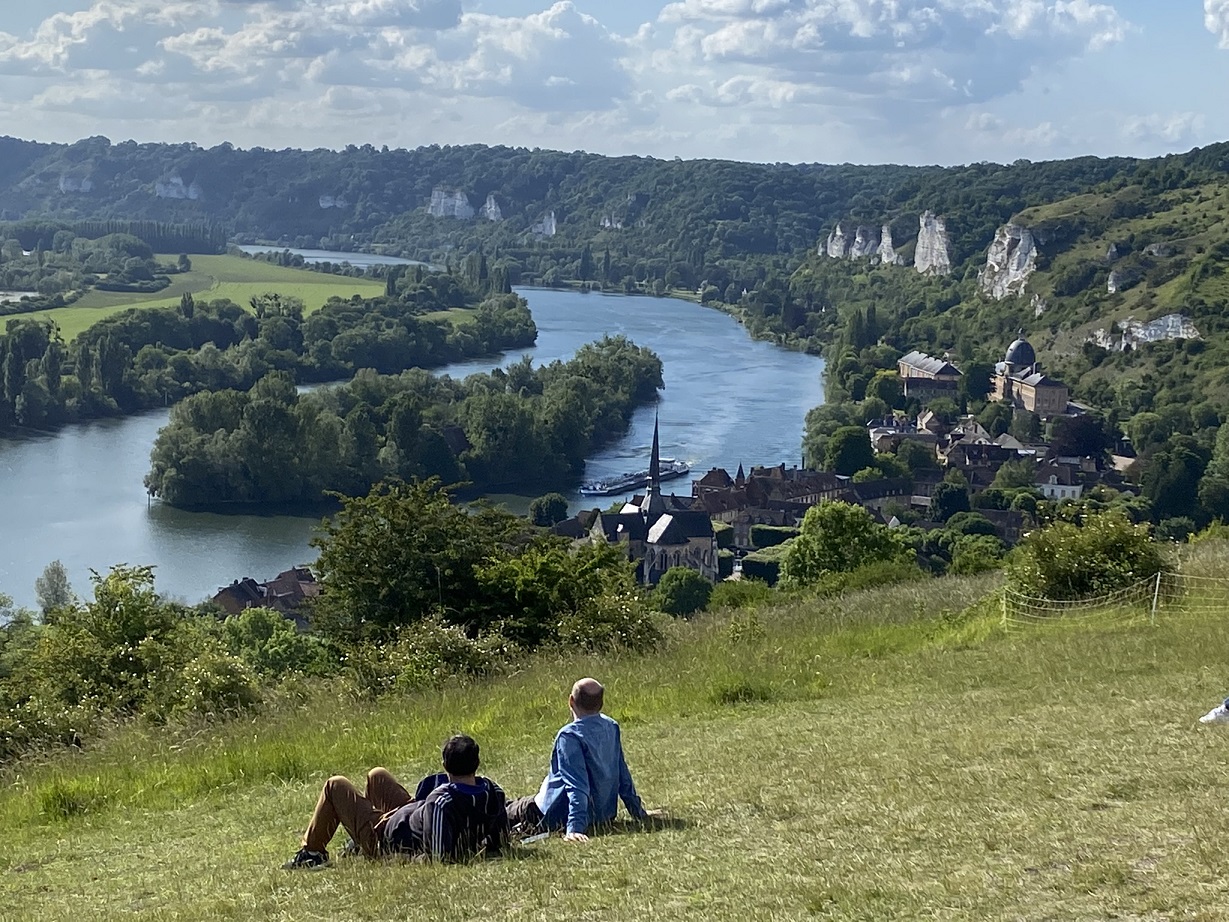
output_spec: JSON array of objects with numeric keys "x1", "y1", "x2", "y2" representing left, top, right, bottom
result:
[{"x1": 145, "y1": 334, "x2": 664, "y2": 507}]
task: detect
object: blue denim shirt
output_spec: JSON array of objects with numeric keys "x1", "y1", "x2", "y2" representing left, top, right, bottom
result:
[{"x1": 534, "y1": 713, "x2": 646, "y2": 834}]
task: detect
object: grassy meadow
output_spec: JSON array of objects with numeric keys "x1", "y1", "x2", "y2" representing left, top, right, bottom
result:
[
  {"x1": 6, "y1": 554, "x2": 1229, "y2": 921},
  {"x1": 24, "y1": 255, "x2": 386, "y2": 340}
]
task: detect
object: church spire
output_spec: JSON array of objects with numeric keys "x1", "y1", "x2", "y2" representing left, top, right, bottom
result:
[{"x1": 641, "y1": 412, "x2": 666, "y2": 516}]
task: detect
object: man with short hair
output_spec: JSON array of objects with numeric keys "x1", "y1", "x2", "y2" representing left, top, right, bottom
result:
[
  {"x1": 507, "y1": 677, "x2": 649, "y2": 843},
  {"x1": 283, "y1": 734, "x2": 507, "y2": 868}
]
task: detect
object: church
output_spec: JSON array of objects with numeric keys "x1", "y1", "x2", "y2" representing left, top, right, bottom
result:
[
  {"x1": 583, "y1": 418, "x2": 718, "y2": 586},
  {"x1": 991, "y1": 332, "x2": 1069, "y2": 417}
]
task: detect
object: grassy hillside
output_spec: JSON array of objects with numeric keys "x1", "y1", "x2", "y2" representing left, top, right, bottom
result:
[
  {"x1": 6, "y1": 546, "x2": 1229, "y2": 921},
  {"x1": 26, "y1": 255, "x2": 384, "y2": 340}
]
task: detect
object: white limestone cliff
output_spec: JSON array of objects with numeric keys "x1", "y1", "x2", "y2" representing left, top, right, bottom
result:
[
  {"x1": 427, "y1": 188, "x2": 475, "y2": 219},
  {"x1": 600, "y1": 214, "x2": 623, "y2": 229},
  {"x1": 825, "y1": 223, "x2": 850, "y2": 258},
  {"x1": 1032, "y1": 294, "x2": 1048, "y2": 317},
  {"x1": 530, "y1": 211, "x2": 557, "y2": 237},
  {"x1": 319, "y1": 195, "x2": 349, "y2": 209},
  {"x1": 979, "y1": 224, "x2": 1037, "y2": 300},
  {"x1": 155, "y1": 175, "x2": 202, "y2": 200},
  {"x1": 480, "y1": 194, "x2": 502, "y2": 221},
  {"x1": 58, "y1": 175, "x2": 93, "y2": 194},
  {"x1": 914, "y1": 211, "x2": 952, "y2": 276},
  {"x1": 849, "y1": 225, "x2": 881, "y2": 259},
  {"x1": 876, "y1": 225, "x2": 904, "y2": 265},
  {"x1": 1089, "y1": 313, "x2": 1201, "y2": 351}
]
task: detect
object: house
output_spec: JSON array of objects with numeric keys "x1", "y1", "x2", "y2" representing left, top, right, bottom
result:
[
  {"x1": 897, "y1": 351, "x2": 962, "y2": 399},
  {"x1": 211, "y1": 567, "x2": 320, "y2": 626},
  {"x1": 1034, "y1": 461, "x2": 1084, "y2": 501},
  {"x1": 991, "y1": 333, "x2": 1069, "y2": 417}
]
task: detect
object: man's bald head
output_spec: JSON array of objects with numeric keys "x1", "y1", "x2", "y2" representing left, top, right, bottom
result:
[{"x1": 570, "y1": 677, "x2": 604, "y2": 715}]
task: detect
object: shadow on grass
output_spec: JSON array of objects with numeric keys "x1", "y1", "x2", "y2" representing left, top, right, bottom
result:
[{"x1": 593, "y1": 814, "x2": 690, "y2": 837}]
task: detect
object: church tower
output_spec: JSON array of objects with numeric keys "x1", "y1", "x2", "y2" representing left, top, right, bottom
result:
[{"x1": 640, "y1": 413, "x2": 667, "y2": 516}]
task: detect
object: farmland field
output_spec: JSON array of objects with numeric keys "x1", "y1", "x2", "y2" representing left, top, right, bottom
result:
[{"x1": 25, "y1": 255, "x2": 385, "y2": 340}]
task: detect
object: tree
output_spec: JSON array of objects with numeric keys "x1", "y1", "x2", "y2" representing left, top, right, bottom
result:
[
  {"x1": 823, "y1": 426, "x2": 874, "y2": 475},
  {"x1": 1049, "y1": 414, "x2": 1110, "y2": 461},
  {"x1": 653, "y1": 567, "x2": 713, "y2": 617},
  {"x1": 959, "y1": 361, "x2": 994, "y2": 402},
  {"x1": 895, "y1": 439, "x2": 938, "y2": 473},
  {"x1": 930, "y1": 482, "x2": 970, "y2": 523},
  {"x1": 781, "y1": 501, "x2": 904, "y2": 588},
  {"x1": 529, "y1": 492, "x2": 569, "y2": 527},
  {"x1": 1141, "y1": 435, "x2": 1208, "y2": 522},
  {"x1": 1009, "y1": 409, "x2": 1041, "y2": 443},
  {"x1": 992, "y1": 458, "x2": 1038, "y2": 489},
  {"x1": 34, "y1": 560, "x2": 73, "y2": 617}
]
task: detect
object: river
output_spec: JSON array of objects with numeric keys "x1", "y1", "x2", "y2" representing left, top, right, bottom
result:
[{"x1": 0, "y1": 285, "x2": 824, "y2": 610}]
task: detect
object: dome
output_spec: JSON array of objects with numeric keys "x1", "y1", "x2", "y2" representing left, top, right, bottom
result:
[{"x1": 1004, "y1": 336, "x2": 1036, "y2": 368}]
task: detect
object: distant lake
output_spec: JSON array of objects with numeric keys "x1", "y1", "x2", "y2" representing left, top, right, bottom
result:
[
  {"x1": 0, "y1": 288, "x2": 824, "y2": 610},
  {"x1": 234, "y1": 246, "x2": 430, "y2": 270}
]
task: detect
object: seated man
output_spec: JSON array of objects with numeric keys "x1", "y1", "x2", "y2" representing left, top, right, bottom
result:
[
  {"x1": 284, "y1": 734, "x2": 507, "y2": 868},
  {"x1": 507, "y1": 677, "x2": 648, "y2": 843}
]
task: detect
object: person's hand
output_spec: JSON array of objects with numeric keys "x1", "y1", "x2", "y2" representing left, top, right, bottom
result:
[{"x1": 563, "y1": 832, "x2": 589, "y2": 844}]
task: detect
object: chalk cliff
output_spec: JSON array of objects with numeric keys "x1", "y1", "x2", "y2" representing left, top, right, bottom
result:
[
  {"x1": 979, "y1": 224, "x2": 1037, "y2": 300},
  {"x1": 1090, "y1": 314, "x2": 1200, "y2": 351},
  {"x1": 849, "y1": 225, "x2": 880, "y2": 259},
  {"x1": 876, "y1": 225, "x2": 904, "y2": 265},
  {"x1": 58, "y1": 175, "x2": 93, "y2": 194},
  {"x1": 914, "y1": 211, "x2": 951, "y2": 276},
  {"x1": 824, "y1": 223, "x2": 850, "y2": 258},
  {"x1": 428, "y1": 188, "x2": 475, "y2": 219},
  {"x1": 155, "y1": 175, "x2": 202, "y2": 200},
  {"x1": 530, "y1": 211, "x2": 557, "y2": 237},
  {"x1": 480, "y1": 194, "x2": 502, "y2": 221},
  {"x1": 318, "y1": 195, "x2": 348, "y2": 209}
]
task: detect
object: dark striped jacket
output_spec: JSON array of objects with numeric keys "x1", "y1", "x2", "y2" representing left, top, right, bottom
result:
[{"x1": 385, "y1": 776, "x2": 507, "y2": 860}]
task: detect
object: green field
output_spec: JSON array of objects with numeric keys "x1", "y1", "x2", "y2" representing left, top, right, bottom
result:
[
  {"x1": 7, "y1": 545, "x2": 1229, "y2": 921},
  {"x1": 23, "y1": 255, "x2": 385, "y2": 340}
]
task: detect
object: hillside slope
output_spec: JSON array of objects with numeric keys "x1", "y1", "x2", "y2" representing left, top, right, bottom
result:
[{"x1": 5, "y1": 555, "x2": 1229, "y2": 921}]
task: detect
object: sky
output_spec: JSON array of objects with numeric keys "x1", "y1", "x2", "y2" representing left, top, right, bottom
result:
[{"x1": 0, "y1": 0, "x2": 1227, "y2": 166}]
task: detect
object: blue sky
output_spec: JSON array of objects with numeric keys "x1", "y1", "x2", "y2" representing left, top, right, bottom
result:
[{"x1": 1, "y1": 1, "x2": 1226, "y2": 166}]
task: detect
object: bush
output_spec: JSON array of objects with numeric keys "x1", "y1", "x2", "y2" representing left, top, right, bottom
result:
[
  {"x1": 218, "y1": 607, "x2": 334, "y2": 679},
  {"x1": 809, "y1": 558, "x2": 928, "y2": 597},
  {"x1": 652, "y1": 567, "x2": 713, "y2": 618},
  {"x1": 163, "y1": 647, "x2": 262, "y2": 719},
  {"x1": 718, "y1": 549, "x2": 735, "y2": 579},
  {"x1": 709, "y1": 579, "x2": 776, "y2": 611},
  {"x1": 556, "y1": 589, "x2": 663, "y2": 653},
  {"x1": 343, "y1": 618, "x2": 510, "y2": 698},
  {"x1": 1006, "y1": 512, "x2": 1171, "y2": 600},
  {"x1": 750, "y1": 524, "x2": 800, "y2": 549},
  {"x1": 713, "y1": 522, "x2": 734, "y2": 550},
  {"x1": 741, "y1": 544, "x2": 790, "y2": 586}
]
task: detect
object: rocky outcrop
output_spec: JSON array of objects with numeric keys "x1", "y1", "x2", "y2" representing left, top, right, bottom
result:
[
  {"x1": 1105, "y1": 242, "x2": 1120, "y2": 262},
  {"x1": 427, "y1": 188, "x2": 474, "y2": 219},
  {"x1": 318, "y1": 194, "x2": 348, "y2": 209},
  {"x1": 600, "y1": 214, "x2": 623, "y2": 229},
  {"x1": 155, "y1": 175, "x2": 202, "y2": 200},
  {"x1": 1032, "y1": 294, "x2": 1048, "y2": 317},
  {"x1": 1107, "y1": 265, "x2": 1142, "y2": 293},
  {"x1": 1089, "y1": 313, "x2": 1201, "y2": 351},
  {"x1": 876, "y1": 225, "x2": 904, "y2": 265},
  {"x1": 849, "y1": 225, "x2": 880, "y2": 259},
  {"x1": 58, "y1": 175, "x2": 93, "y2": 194},
  {"x1": 1143, "y1": 242, "x2": 1173, "y2": 258},
  {"x1": 979, "y1": 223, "x2": 1037, "y2": 300},
  {"x1": 530, "y1": 211, "x2": 557, "y2": 237},
  {"x1": 824, "y1": 223, "x2": 850, "y2": 258},
  {"x1": 480, "y1": 194, "x2": 502, "y2": 221},
  {"x1": 914, "y1": 211, "x2": 951, "y2": 276}
]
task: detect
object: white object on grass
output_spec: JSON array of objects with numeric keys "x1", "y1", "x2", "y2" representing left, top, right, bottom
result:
[
  {"x1": 1200, "y1": 698, "x2": 1229, "y2": 724},
  {"x1": 518, "y1": 832, "x2": 550, "y2": 845}
]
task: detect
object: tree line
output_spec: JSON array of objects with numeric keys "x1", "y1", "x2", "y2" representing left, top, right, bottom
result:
[{"x1": 144, "y1": 333, "x2": 663, "y2": 507}]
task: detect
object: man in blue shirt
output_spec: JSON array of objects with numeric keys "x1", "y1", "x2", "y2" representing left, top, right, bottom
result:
[{"x1": 507, "y1": 677, "x2": 649, "y2": 842}]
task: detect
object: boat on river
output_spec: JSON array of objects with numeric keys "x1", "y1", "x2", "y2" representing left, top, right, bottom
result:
[{"x1": 579, "y1": 459, "x2": 690, "y2": 496}]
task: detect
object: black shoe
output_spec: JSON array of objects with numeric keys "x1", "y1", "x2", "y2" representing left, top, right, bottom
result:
[
  {"x1": 282, "y1": 847, "x2": 329, "y2": 870},
  {"x1": 340, "y1": 837, "x2": 361, "y2": 858}
]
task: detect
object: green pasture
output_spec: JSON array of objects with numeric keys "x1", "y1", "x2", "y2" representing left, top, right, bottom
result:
[
  {"x1": 7, "y1": 546, "x2": 1229, "y2": 920},
  {"x1": 24, "y1": 255, "x2": 385, "y2": 340}
]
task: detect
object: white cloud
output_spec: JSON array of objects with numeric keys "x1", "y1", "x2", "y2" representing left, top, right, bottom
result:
[
  {"x1": 1122, "y1": 112, "x2": 1205, "y2": 145},
  {"x1": 1207, "y1": 0, "x2": 1229, "y2": 48},
  {"x1": 656, "y1": 0, "x2": 1129, "y2": 111}
]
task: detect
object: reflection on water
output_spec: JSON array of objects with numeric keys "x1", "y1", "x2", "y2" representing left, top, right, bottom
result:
[{"x1": 0, "y1": 288, "x2": 823, "y2": 609}]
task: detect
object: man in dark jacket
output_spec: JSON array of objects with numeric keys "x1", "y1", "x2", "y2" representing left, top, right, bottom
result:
[{"x1": 284, "y1": 734, "x2": 507, "y2": 868}]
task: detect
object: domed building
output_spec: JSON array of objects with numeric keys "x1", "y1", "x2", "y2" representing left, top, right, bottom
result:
[{"x1": 992, "y1": 331, "x2": 1068, "y2": 417}]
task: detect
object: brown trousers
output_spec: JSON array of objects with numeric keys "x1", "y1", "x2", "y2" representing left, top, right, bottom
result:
[{"x1": 301, "y1": 767, "x2": 414, "y2": 857}]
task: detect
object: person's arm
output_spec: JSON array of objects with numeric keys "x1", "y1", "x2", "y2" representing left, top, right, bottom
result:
[
  {"x1": 420, "y1": 790, "x2": 455, "y2": 860},
  {"x1": 615, "y1": 726, "x2": 647, "y2": 819},
  {"x1": 555, "y1": 732, "x2": 592, "y2": 836}
]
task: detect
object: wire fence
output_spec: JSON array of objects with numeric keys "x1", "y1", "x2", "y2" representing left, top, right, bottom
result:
[{"x1": 1001, "y1": 570, "x2": 1229, "y2": 631}]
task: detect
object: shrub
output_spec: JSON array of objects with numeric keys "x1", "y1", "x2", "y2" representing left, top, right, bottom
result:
[
  {"x1": 162, "y1": 647, "x2": 262, "y2": 719},
  {"x1": 218, "y1": 607, "x2": 333, "y2": 679},
  {"x1": 750, "y1": 524, "x2": 800, "y2": 549},
  {"x1": 741, "y1": 545, "x2": 790, "y2": 586},
  {"x1": 718, "y1": 549, "x2": 735, "y2": 579},
  {"x1": 709, "y1": 579, "x2": 776, "y2": 611},
  {"x1": 1006, "y1": 511, "x2": 1171, "y2": 600},
  {"x1": 809, "y1": 558, "x2": 928, "y2": 597},
  {"x1": 713, "y1": 522, "x2": 734, "y2": 550},
  {"x1": 556, "y1": 589, "x2": 663, "y2": 654},
  {"x1": 344, "y1": 618, "x2": 510, "y2": 697},
  {"x1": 652, "y1": 567, "x2": 713, "y2": 618}
]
